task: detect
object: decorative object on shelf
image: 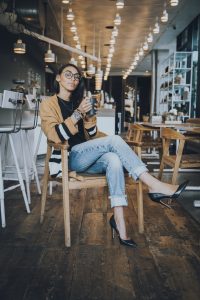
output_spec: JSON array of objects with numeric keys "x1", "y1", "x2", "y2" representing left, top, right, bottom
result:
[{"x1": 159, "y1": 51, "x2": 193, "y2": 119}]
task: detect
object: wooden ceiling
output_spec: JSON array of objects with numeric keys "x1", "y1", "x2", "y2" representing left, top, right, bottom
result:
[{"x1": 31, "y1": 0, "x2": 200, "y2": 74}]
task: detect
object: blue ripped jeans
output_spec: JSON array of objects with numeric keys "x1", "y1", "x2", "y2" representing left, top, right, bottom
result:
[{"x1": 69, "y1": 135, "x2": 148, "y2": 208}]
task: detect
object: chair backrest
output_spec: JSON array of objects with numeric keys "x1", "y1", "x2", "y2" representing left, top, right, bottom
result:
[
  {"x1": 21, "y1": 95, "x2": 40, "y2": 130},
  {"x1": 126, "y1": 123, "x2": 143, "y2": 142},
  {"x1": 0, "y1": 90, "x2": 24, "y2": 132},
  {"x1": 1, "y1": 90, "x2": 23, "y2": 109},
  {"x1": 161, "y1": 128, "x2": 186, "y2": 141}
]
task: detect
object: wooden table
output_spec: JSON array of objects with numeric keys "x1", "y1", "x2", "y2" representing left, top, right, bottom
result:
[{"x1": 141, "y1": 122, "x2": 200, "y2": 132}]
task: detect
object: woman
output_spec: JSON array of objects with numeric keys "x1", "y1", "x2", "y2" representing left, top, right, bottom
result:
[{"x1": 40, "y1": 63, "x2": 188, "y2": 248}]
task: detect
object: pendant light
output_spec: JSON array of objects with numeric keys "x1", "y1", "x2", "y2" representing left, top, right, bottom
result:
[
  {"x1": 112, "y1": 26, "x2": 118, "y2": 37},
  {"x1": 44, "y1": 44, "x2": 55, "y2": 63},
  {"x1": 153, "y1": 22, "x2": 160, "y2": 34},
  {"x1": 70, "y1": 22, "x2": 77, "y2": 33},
  {"x1": 147, "y1": 32, "x2": 153, "y2": 43},
  {"x1": 13, "y1": 39, "x2": 26, "y2": 54},
  {"x1": 116, "y1": 0, "x2": 124, "y2": 9},
  {"x1": 170, "y1": 0, "x2": 179, "y2": 6},
  {"x1": 161, "y1": 9, "x2": 168, "y2": 23},
  {"x1": 143, "y1": 41, "x2": 148, "y2": 51},
  {"x1": 66, "y1": 8, "x2": 74, "y2": 20},
  {"x1": 87, "y1": 26, "x2": 96, "y2": 76},
  {"x1": 69, "y1": 57, "x2": 77, "y2": 66},
  {"x1": 139, "y1": 48, "x2": 144, "y2": 56},
  {"x1": 114, "y1": 13, "x2": 121, "y2": 26}
]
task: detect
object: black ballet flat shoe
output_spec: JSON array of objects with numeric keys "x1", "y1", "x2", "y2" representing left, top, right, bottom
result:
[
  {"x1": 148, "y1": 180, "x2": 189, "y2": 208},
  {"x1": 109, "y1": 215, "x2": 137, "y2": 248}
]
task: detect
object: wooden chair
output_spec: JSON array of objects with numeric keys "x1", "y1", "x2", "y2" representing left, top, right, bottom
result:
[
  {"x1": 40, "y1": 140, "x2": 144, "y2": 247},
  {"x1": 125, "y1": 123, "x2": 162, "y2": 159},
  {"x1": 158, "y1": 128, "x2": 200, "y2": 184}
]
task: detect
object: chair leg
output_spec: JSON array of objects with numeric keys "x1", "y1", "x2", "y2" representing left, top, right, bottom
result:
[
  {"x1": 25, "y1": 130, "x2": 41, "y2": 194},
  {"x1": 20, "y1": 131, "x2": 31, "y2": 204},
  {"x1": 61, "y1": 148, "x2": 71, "y2": 247},
  {"x1": 136, "y1": 180, "x2": 144, "y2": 233},
  {"x1": 9, "y1": 134, "x2": 30, "y2": 214},
  {"x1": 33, "y1": 127, "x2": 43, "y2": 164},
  {"x1": 40, "y1": 145, "x2": 51, "y2": 223},
  {"x1": 158, "y1": 158, "x2": 165, "y2": 180},
  {"x1": 0, "y1": 146, "x2": 6, "y2": 227}
]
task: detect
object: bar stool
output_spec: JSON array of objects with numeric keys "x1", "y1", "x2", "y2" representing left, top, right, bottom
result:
[
  {"x1": 0, "y1": 90, "x2": 30, "y2": 227},
  {"x1": 20, "y1": 95, "x2": 41, "y2": 203}
]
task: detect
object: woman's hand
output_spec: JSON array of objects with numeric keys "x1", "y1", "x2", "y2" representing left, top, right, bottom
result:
[{"x1": 77, "y1": 97, "x2": 92, "y2": 115}]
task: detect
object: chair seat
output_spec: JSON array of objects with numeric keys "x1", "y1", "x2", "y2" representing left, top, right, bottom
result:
[
  {"x1": 0, "y1": 126, "x2": 17, "y2": 132},
  {"x1": 49, "y1": 172, "x2": 133, "y2": 190},
  {"x1": 41, "y1": 141, "x2": 144, "y2": 247}
]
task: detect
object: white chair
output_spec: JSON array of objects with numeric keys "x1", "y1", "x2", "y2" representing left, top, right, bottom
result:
[
  {"x1": 0, "y1": 90, "x2": 30, "y2": 227},
  {"x1": 20, "y1": 95, "x2": 41, "y2": 203}
]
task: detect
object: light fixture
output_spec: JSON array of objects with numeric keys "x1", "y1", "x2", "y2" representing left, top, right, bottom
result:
[
  {"x1": 62, "y1": 0, "x2": 69, "y2": 3},
  {"x1": 95, "y1": 68, "x2": 103, "y2": 90},
  {"x1": 70, "y1": 22, "x2": 77, "y2": 32},
  {"x1": 66, "y1": 8, "x2": 74, "y2": 21},
  {"x1": 73, "y1": 34, "x2": 79, "y2": 41},
  {"x1": 69, "y1": 57, "x2": 77, "y2": 66},
  {"x1": 143, "y1": 42, "x2": 148, "y2": 51},
  {"x1": 110, "y1": 37, "x2": 116, "y2": 45},
  {"x1": 139, "y1": 47, "x2": 144, "y2": 56},
  {"x1": 147, "y1": 32, "x2": 153, "y2": 43},
  {"x1": 116, "y1": 0, "x2": 124, "y2": 9},
  {"x1": 112, "y1": 26, "x2": 118, "y2": 37},
  {"x1": 44, "y1": 45, "x2": 55, "y2": 63},
  {"x1": 153, "y1": 22, "x2": 160, "y2": 34},
  {"x1": 161, "y1": 9, "x2": 168, "y2": 22},
  {"x1": 13, "y1": 39, "x2": 26, "y2": 54},
  {"x1": 170, "y1": 0, "x2": 179, "y2": 6},
  {"x1": 135, "y1": 54, "x2": 139, "y2": 61},
  {"x1": 109, "y1": 46, "x2": 115, "y2": 53},
  {"x1": 87, "y1": 64, "x2": 96, "y2": 75},
  {"x1": 114, "y1": 13, "x2": 121, "y2": 26}
]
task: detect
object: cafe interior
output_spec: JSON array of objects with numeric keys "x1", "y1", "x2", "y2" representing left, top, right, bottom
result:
[{"x1": 0, "y1": 0, "x2": 200, "y2": 299}]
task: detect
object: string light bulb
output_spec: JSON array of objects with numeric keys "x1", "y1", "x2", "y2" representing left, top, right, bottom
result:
[
  {"x1": 161, "y1": 9, "x2": 168, "y2": 22},
  {"x1": 116, "y1": 0, "x2": 124, "y2": 9},
  {"x1": 170, "y1": 0, "x2": 179, "y2": 6},
  {"x1": 66, "y1": 8, "x2": 74, "y2": 21},
  {"x1": 114, "y1": 13, "x2": 121, "y2": 26}
]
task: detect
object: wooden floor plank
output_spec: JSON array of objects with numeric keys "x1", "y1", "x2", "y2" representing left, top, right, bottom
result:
[{"x1": 0, "y1": 174, "x2": 200, "y2": 300}]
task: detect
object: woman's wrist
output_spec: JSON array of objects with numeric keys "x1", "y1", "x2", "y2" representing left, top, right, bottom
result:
[
  {"x1": 71, "y1": 109, "x2": 83, "y2": 123},
  {"x1": 76, "y1": 108, "x2": 86, "y2": 118}
]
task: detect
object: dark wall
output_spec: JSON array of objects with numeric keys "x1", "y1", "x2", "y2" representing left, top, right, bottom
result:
[
  {"x1": 103, "y1": 75, "x2": 151, "y2": 132},
  {"x1": 125, "y1": 75, "x2": 151, "y2": 121},
  {"x1": 0, "y1": 26, "x2": 45, "y2": 94},
  {"x1": 103, "y1": 76, "x2": 124, "y2": 132}
]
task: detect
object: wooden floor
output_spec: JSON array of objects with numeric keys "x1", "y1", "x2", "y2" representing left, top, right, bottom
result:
[{"x1": 0, "y1": 177, "x2": 200, "y2": 300}]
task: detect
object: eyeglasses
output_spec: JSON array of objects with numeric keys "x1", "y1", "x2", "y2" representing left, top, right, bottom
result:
[{"x1": 62, "y1": 70, "x2": 81, "y2": 81}]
